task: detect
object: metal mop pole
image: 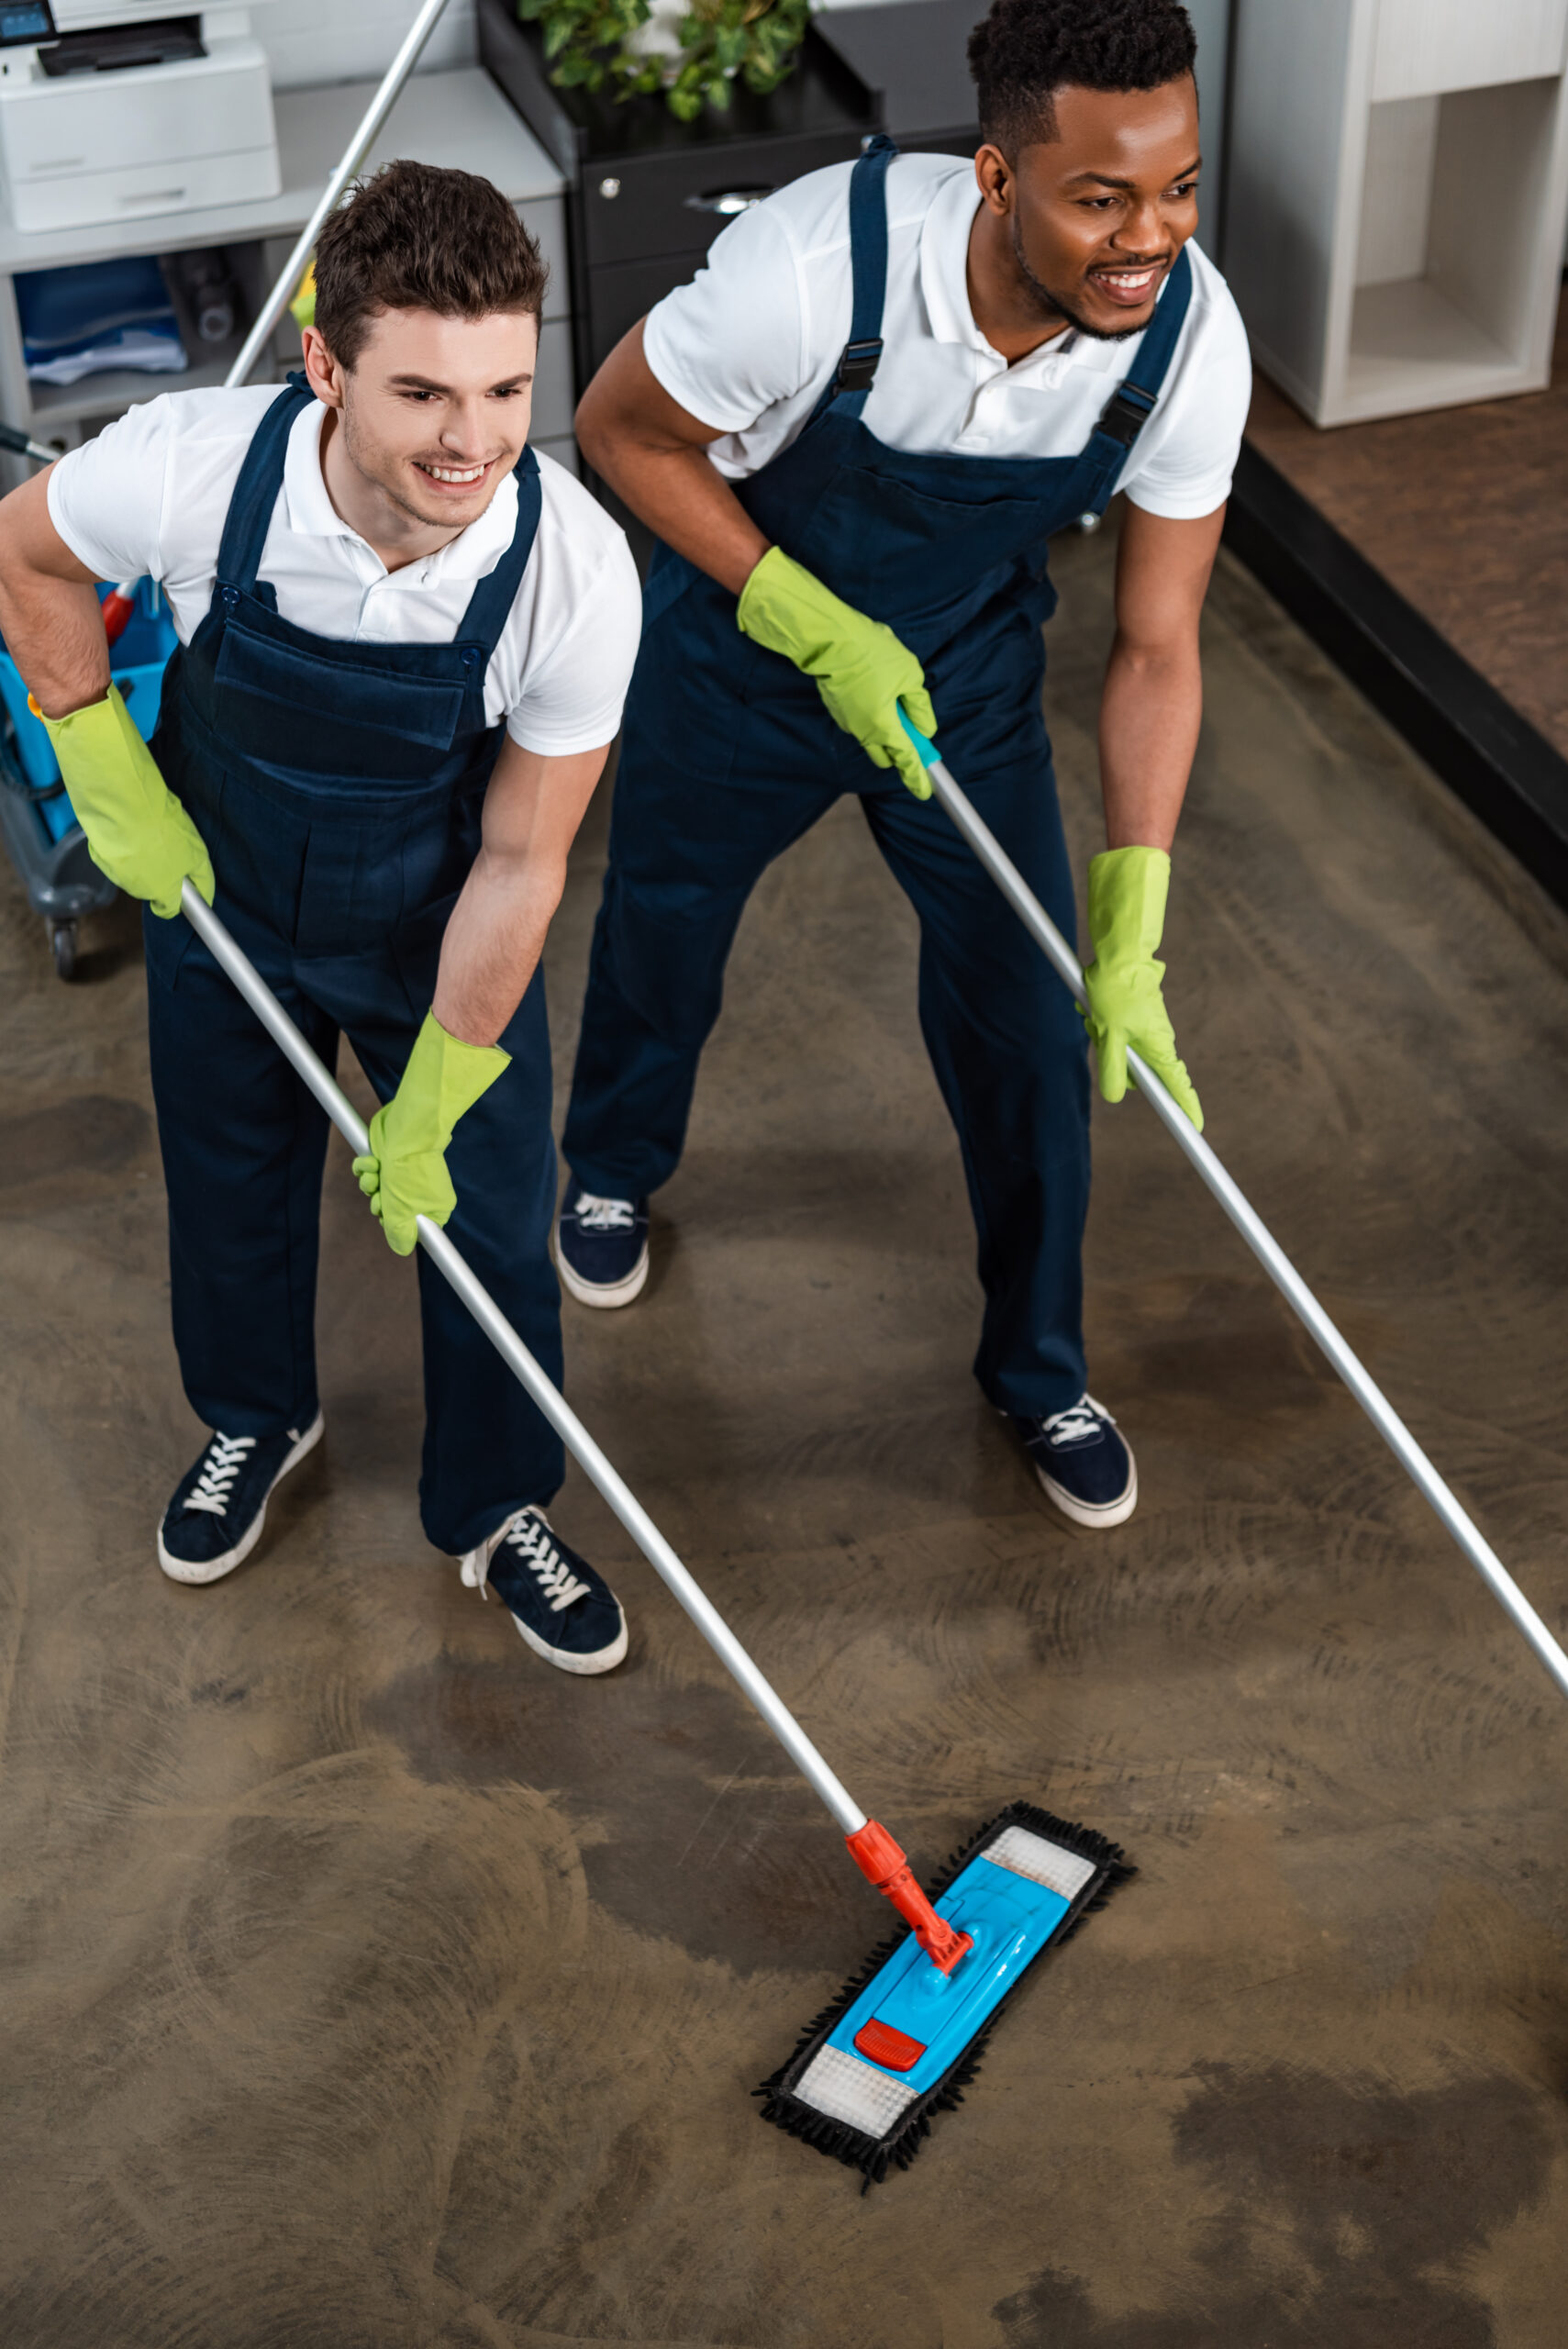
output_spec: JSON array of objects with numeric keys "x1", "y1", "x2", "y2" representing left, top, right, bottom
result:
[
  {"x1": 175, "y1": 881, "x2": 867, "y2": 1836},
  {"x1": 105, "y1": 0, "x2": 456, "y2": 633},
  {"x1": 0, "y1": 419, "x2": 61, "y2": 467},
  {"x1": 177, "y1": 884, "x2": 974, "y2": 1962},
  {"x1": 225, "y1": 0, "x2": 458, "y2": 391},
  {"x1": 895, "y1": 712, "x2": 1568, "y2": 1705}
]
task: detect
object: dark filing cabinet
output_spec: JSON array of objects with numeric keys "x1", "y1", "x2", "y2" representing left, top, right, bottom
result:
[
  {"x1": 477, "y1": 0, "x2": 878, "y2": 398},
  {"x1": 815, "y1": 0, "x2": 982, "y2": 159}
]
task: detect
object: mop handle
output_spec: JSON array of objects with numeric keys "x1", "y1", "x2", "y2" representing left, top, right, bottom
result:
[
  {"x1": 225, "y1": 0, "x2": 456, "y2": 391},
  {"x1": 176, "y1": 882, "x2": 870, "y2": 1836},
  {"x1": 898, "y1": 709, "x2": 1568, "y2": 1704},
  {"x1": 106, "y1": 0, "x2": 456, "y2": 630},
  {"x1": 0, "y1": 418, "x2": 58, "y2": 466}
]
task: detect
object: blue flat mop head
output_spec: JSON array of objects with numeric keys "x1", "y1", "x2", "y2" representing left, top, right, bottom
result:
[{"x1": 757, "y1": 1802, "x2": 1132, "y2": 2186}]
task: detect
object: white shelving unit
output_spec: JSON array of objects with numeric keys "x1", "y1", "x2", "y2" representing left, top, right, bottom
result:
[
  {"x1": 0, "y1": 64, "x2": 573, "y2": 486},
  {"x1": 1226, "y1": 0, "x2": 1568, "y2": 425}
]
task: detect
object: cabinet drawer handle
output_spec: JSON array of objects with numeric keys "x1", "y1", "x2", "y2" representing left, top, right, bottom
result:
[{"x1": 684, "y1": 186, "x2": 773, "y2": 216}]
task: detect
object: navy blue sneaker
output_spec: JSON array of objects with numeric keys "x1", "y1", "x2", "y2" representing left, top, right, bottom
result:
[
  {"x1": 157, "y1": 1413, "x2": 325, "y2": 1584},
  {"x1": 555, "y1": 1180, "x2": 650, "y2": 1308},
  {"x1": 1012, "y1": 1394, "x2": 1137, "y2": 1528},
  {"x1": 461, "y1": 1505, "x2": 628, "y2": 1675}
]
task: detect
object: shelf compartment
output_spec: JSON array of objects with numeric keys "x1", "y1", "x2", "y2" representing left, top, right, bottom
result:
[
  {"x1": 19, "y1": 238, "x2": 267, "y2": 428},
  {"x1": 1339, "y1": 75, "x2": 1563, "y2": 422},
  {"x1": 1343, "y1": 277, "x2": 1521, "y2": 416},
  {"x1": 29, "y1": 347, "x2": 243, "y2": 424}
]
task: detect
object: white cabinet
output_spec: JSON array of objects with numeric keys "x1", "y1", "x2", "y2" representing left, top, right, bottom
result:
[
  {"x1": 1370, "y1": 0, "x2": 1567, "y2": 100},
  {"x1": 1227, "y1": 0, "x2": 1568, "y2": 423}
]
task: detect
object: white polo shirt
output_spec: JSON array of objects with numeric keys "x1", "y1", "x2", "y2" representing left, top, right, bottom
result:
[
  {"x1": 48, "y1": 385, "x2": 642, "y2": 757},
  {"x1": 644, "y1": 152, "x2": 1251, "y2": 518}
]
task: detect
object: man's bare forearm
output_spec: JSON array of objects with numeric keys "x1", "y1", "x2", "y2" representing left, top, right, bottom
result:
[
  {"x1": 432, "y1": 850, "x2": 563, "y2": 1048},
  {"x1": 0, "y1": 472, "x2": 112, "y2": 718},
  {"x1": 430, "y1": 737, "x2": 607, "y2": 1049},
  {"x1": 1097, "y1": 631, "x2": 1201, "y2": 852},
  {"x1": 595, "y1": 441, "x2": 767, "y2": 597},
  {"x1": 1099, "y1": 501, "x2": 1222, "y2": 853},
  {"x1": 575, "y1": 324, "x2": 767, "y2": 597}
]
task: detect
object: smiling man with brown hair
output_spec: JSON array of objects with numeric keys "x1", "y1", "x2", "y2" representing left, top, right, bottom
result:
[
  {"x1": 0, "y1": 161, "x2": 641, "y2": 1671},
  {"x1": 555, "y1": 0, "x2": 1250, "y2": 1528}
]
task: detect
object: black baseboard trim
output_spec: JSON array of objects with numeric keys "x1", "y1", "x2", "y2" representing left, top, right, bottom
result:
[{"x1": 1223, "y1": 440, "x2": 1568, "y2": 912}]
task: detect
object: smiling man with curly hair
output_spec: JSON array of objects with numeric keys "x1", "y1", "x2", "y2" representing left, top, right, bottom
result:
[{"x1": 557, "y1": 0, "x2": 1250, "y2": 1531}]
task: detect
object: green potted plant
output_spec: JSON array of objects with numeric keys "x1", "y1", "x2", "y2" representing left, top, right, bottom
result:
[{"x1": 515, "y1": 0, "x2": 814, "y2": 120}]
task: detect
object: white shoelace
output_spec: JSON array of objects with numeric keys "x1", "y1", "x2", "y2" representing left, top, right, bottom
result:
[
  {"x1": 463, "y1": 1508, "x2": 589, "y2": 1613},
  {"x1": 183, "y1": 1432, "x2": 256, "y2": 1518},
  {"x1": 1041, "y1": 1394, "x2": 1113, "y2": 1449},
  {"x1": 573, "y1": 1191, "x2": 637, "y2": 1234}
]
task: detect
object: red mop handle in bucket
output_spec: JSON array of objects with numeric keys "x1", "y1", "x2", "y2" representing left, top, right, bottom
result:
[
  {"x1": 101, "y1": 584, "x2": 139, "y2": 644},
  {"x1": 896, "y1": 705, "x2": 1568, "y2": 1709},
  {"x1": 177, "y1": 880, "x2": 969, "y2": 1969}
]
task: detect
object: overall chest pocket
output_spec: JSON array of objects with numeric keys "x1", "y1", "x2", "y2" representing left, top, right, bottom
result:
[
  {"x1": 791, "y1": 467, "x2": 1055, "y2": 653},
  {"x1": 215, "y1": 622, "x2": 470, "y2": 780}
]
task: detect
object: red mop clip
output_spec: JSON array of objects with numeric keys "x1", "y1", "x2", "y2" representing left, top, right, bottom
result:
[{"x1": 846, "y1": 1820, "x2": 973, "y2": 1974}]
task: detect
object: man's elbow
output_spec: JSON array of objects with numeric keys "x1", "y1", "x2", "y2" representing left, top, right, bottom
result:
[
  {"x1": 482, "y1": 845, "x2": 570, "y2": 922},
  {"x1": 574, "y1": 374, "x2": 651, "y2": 484},
  {"x1": 0, "y1": 484, "x2": 30, "y2": 598},
  {"x1": 532, "y1": 854, "x2": 571, "y2": 922},
  {"x1": 573, "y1": 379, "x2": 615, "y2": 473},
  {"x1": 1109, "y1": 624, "x2": 1202, "y2": 682},
  {"x1": 0, "y1": 471, "x2": 79, "y2": 608},
  {"x1": 576, "y1": 378, "x2": 685, "y2": 490}
]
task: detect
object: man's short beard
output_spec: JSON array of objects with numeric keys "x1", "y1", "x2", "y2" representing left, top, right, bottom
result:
[
  {"x1": 339, "y1": 380, "x2": 431, "y2": 523},
  {"x1": 1009, "y1": 212, "x2": 1160, "y2": 343},
  {"x1": 341, "y1": 380, "x2": 472, "y2": 525}
]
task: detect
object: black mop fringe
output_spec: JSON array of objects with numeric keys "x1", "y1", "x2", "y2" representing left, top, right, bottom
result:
[{"x1": 755, "y1": 1798, "x2": 1134, "y2": 2188}]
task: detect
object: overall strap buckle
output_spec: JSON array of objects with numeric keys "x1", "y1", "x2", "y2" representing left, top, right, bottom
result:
[
  {"x1": 835, "y1": 336, "x2": 884, "y2": 395},
  {"x1": 1096, "y1": 382, "x2": 1159, "y2": 449}
]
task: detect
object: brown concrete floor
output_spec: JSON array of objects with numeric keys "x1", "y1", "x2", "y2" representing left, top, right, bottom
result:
[{"x1": 4, "y1": 525, "x2": 1568, "y2": 2346}]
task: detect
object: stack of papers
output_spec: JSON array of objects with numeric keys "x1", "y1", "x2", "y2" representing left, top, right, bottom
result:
[{"x1": 25, "y1": 326, "x2": 187, "y2": 386}]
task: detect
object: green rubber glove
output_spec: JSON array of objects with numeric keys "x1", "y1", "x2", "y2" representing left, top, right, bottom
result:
[
  {"x1": 1081, "y1": 846, "x2": 1204, "y2": 1131},
  {"x1": 737, "y1": 546, "x2": 938, "y2": 799},
  {"x1": 40, "y1": 684, "x2": 214, "y2": 920},
  {"x1": 351, "y1": 1011, "x2": 510, "y2": 1257}
]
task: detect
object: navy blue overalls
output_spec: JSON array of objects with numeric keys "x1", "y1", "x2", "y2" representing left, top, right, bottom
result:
[
  {"x1": 565, "y1": 139, "x2": 1192, "y2": 1417},
  {"x1": 144, "y1": 376, "x2": 564, "y2": 1557}
]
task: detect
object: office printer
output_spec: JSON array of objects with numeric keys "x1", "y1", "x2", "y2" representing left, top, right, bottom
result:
[{"x1": 0, "y1": 4, "x2": 281, "y2": 234}]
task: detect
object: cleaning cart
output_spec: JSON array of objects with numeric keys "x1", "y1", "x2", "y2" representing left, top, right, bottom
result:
[
  {"x1": 0, "y1": 573, "x2": 175, "y2": 978},
  {"x1": 5, "y1": 0, "x2": 458, "y2": 968}
]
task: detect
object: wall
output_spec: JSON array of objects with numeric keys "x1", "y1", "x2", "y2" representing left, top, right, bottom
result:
[
  {"x1": 1184, "y1": 0, "x2": 1233, "y2": 250},
  {"x1": 255, "y1": 0, "x2": 1234, "y2": 238},
  {"x1": 257, "y1": 0, "x2": 479, "y2": 92},
  {"x1": 811, "y1": 0, "x2": 1234, "y2": 250}
]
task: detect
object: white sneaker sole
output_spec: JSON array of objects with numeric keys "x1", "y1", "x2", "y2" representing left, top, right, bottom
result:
[
  {"x1": 157, "y1": 1412, "x2": 325, "y2": 1586},
  {"x1": 462, "y1": 1507, "x2": 630, "y2": 1675},
  {"x1": 553, "y1": 1227, "x2": 650, "y2": 1310},
  {"x1": 510, "y1": 1602, "x2": 629, "y2": 1676},
  {"x1": 1035, "y1": 1450, "x2": 1139, "y2": 1530}
]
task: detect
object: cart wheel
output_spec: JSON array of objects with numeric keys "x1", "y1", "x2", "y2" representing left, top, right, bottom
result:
[{"x1": 50, "y1": 920, "x2": 77, "y2": 981}]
